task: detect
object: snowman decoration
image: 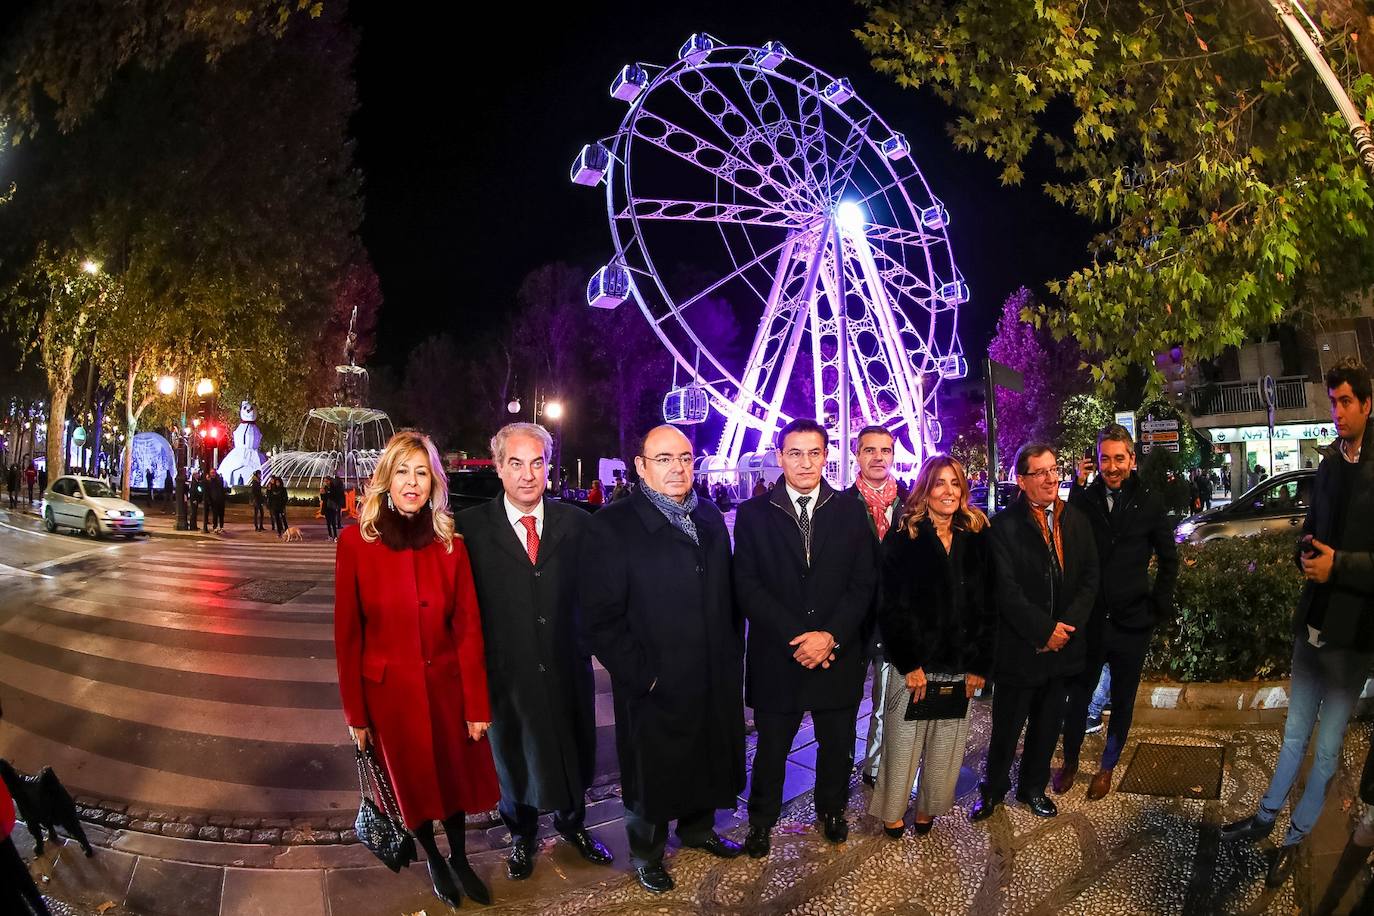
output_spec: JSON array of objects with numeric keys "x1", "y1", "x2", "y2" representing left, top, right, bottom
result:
[{"x1": 217, "y1": 401, "x2": 268, "y2": 487}]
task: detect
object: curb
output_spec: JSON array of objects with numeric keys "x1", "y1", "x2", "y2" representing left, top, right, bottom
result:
[{"x1": 1132, "y1": 676, "x2": 1374, "y2": 725}]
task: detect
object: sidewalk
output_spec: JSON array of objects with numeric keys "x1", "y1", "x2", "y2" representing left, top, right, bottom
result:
[{"x1": 18, "y1": 698, "x2": 1374, "y2": 915}]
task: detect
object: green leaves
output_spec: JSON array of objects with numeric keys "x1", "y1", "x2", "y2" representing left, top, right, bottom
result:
[{"x1": 858, "y1": 0, "x2": 1374, "y2": 390}]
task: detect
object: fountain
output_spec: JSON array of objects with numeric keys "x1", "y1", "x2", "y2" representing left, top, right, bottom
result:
[{"x1": 264, "y1": 305, "x2": 394, "y2": 494}]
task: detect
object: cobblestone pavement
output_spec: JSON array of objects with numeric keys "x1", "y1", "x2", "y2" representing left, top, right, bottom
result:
[{"x1": 19, "y1": 707, "x2": 1374, "y2": 915}]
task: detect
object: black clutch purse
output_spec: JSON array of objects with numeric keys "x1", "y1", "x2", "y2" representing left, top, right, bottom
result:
[
  {"x1": 354, "y1": 748, "x2": 417, "y2": 872},
  {"x1": 904, "y1": 682, "x2": 970, "y2": 721}
]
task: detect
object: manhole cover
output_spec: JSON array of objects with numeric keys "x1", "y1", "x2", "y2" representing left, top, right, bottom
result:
[
  {"x1": 219, "y1": 579, "x2": 318, "y2": 604},
  {"x1": 1118, "y1": 742, "x2": 1224, "y2": 799}
]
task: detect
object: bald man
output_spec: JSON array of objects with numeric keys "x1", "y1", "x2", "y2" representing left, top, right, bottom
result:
[{"x1": 579, "y1": 426, "x2": 746, "y2": 894}]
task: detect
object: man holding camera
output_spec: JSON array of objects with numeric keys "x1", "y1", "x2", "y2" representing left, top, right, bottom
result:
[{"x1": 1221, "y1": 359, "x2": 1374, "y2": 889}]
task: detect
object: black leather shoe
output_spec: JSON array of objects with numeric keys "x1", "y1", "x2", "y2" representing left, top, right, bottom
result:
[
  {"x1": 969, "y1": 792, "x2": 1000, "y2": 823},
  {"x1": 912, "y1": 818, "x2": 935, "y2": 835},
  {"x1": 636, "y1": 863, "x2": 674, "y2": 894},
  {"x1": 560, "y1": 828, "x2": 613, "y2": 865},
  {"x1": 688, "y1": 833, "x2": 743, "y2": 859},
  {"x1": 883, "y1": 823, "x2": 904, "y2": 839},
  {"x1": 1266, "y1": 844, "x2": 1298, "y2": 888},
  {"x1": 506, "y1": 838, "x2": 535, "y2": 880},
  {"x1": 426, "y1": 856, "x2": 461, "y2": 907},
  {"x1": 450, "y1": 854, "x2": 491, "y2": 905},
  {"x1": 744, "y1": 825, "x2": 771, "y2": 858},
  {"x1": 1016, "y1": 793, "x2": 1058, "y2": 818},
  {"x1": 1219, "y1": 814, "x2": 1276, "y2": 843},
  {"x1": 820, "y1": 813, "x2": 848, "y2": 844}
]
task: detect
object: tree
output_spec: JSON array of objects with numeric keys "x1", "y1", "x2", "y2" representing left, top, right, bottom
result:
[
  {"x1": 402, "y1": 334, "x2": 467, "y2": 451},
  {"x1": 0, "y1": 7, "x2": 365, "y2": 494},
  {"x1": 858, "y1": 1, "x2": 1374, "y2": 387},
  {"x1": 1058, "y1": 394, "x2": 1115, "y2": 467},
  {"x1": 986, "y1": 287, "x2": 1090, "y2": 461}
]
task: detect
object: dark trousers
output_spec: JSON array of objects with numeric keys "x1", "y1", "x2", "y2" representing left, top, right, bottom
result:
[
  {"x1": 749, "y1": 705, "x2": 858, "y2": 827},
  {"x1": 498, "y1": 796, "x2": 586, "y2": 842},
  {"x1": 983, "y1": 677, "x2": 1066, "y2": 800},
  {"x1": 272, "y1": 510, "x2": 287, "y2": 534},
  {"x1": 623, "y1": 804, "x2": 716, "y2": 868},
  {"x1": 1062, "y1": 622, "x2": 1152, "y2": 771},
  {"x1": 190, "y1": 501, "x2": 201, "y2": 527},
  {"x1": 212, "y1": 502, "x2": 225, "y2": 528},
  {"x1": 324, "y1": 505, "x2": 340, "y2": 538},
  {"x1": 0, "y1": 835, "x2": 50, "y2": 916},
  {"x1": 253, "y1": 503, "x2": 265, "y2": 530}
]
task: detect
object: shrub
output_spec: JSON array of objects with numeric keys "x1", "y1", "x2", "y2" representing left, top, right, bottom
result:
[{"x1": 1144, "y1": 530, "x2": 1303, "y2": 681}]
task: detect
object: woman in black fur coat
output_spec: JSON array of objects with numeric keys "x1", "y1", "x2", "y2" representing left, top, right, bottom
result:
[{"x1": 867, "y1": 455, "x2": 997, "y2": 838}]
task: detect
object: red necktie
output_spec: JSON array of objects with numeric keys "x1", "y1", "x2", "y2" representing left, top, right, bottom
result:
[{"x1": 519, "y1": 516, "x2": 539, "y2": 565}]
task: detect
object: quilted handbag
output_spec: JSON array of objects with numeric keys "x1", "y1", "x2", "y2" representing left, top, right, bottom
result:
[{"x1": 354, "y1": 748, "x2": 416, "y2": 872}]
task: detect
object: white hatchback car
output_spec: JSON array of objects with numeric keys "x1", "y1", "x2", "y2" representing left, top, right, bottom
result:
[{"x1": 42, "y1": 475, "x2": 145, "y2": 538}]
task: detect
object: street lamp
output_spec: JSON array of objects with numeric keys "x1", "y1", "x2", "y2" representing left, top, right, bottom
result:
[
  {"x1": 81, "y1": 260, "x2": 100, "y2": 276},
  {"x1": 507, "y1": 398, "x2": 521, "y2": 415},
  {"x1": 544, "y1": 400, "x2": 564, "y2": 421},
  {"x1": 158, "y1": 375, "x2": 178, "y2": 396},
  {"x1": 195, "y1": 378, "x2": 215, "y2": 397}
]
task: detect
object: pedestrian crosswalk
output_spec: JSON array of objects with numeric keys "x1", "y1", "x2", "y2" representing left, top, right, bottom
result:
[{"x1": 0, "y1": 535, "x2": 358, "y2": 819}]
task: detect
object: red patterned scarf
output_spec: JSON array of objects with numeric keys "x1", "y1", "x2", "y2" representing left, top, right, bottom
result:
[{"x1": 857, "y1": 477, "x2": 899, "y2": 539}]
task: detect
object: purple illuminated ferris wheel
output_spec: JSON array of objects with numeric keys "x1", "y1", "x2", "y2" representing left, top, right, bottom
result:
[{"x1": 572, "y1": 34, "x2": 968, "y2": 480}]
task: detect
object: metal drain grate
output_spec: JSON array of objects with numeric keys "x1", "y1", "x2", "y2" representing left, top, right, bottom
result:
[
  {"x1": 218, "y1": 579, "x2": 318, "y2": 604},
  {"x1": 1118, "y1": 742, "x2": 1224, "y2": 799}
]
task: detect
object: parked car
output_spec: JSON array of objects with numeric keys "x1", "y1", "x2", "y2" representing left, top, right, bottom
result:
[
  {"x1": 970, "y1": 482, "x2": 1019, "y2": 514},
  {"x1": 1174, "y1": 469, "x2": 1314, "y2": 544},
  {"x1": 42, "y1": 475, "x2": 145, "y2": 538},
  {"x1": 446, "y1": 468, "x2": 503, "y2": 511}
]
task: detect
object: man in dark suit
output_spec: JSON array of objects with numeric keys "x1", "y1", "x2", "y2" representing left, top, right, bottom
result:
[
  {"x1": 734, "y1": 417, "x2": 878, "y2": 857},
  {"x1": 1054, "y1": 424, "x2": 1177, "y2": 801},
  {"x1": 972, "y1": 442, "x2": 1098, "y2": 822},
  {"x1": 580, "y1": 425, "x2": 745, "y2": 895},
  {"x1": 844, "y1": 425, "x2": 908, "y2": 787},
  {"x1": 454, "y1": 422, "x2": 611, "y2": 881}
]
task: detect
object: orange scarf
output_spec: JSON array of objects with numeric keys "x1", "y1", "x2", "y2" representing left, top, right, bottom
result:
[{"x1": 1028, "y1": 497, "x2": 1065, "y2": 570}]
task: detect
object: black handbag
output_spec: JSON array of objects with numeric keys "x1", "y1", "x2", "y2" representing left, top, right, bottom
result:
[
  {"x1": 904, "y1": 681, "x2": 970, "y2": 721},
  {"x1": 354, "y1": 748, "x2": 416, "y2": 872}
]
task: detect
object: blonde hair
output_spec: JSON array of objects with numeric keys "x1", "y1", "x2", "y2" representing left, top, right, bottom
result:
[
  {"x1": 898, "y1": 454, "x2": 988, "y2": 538},
  {"x1": 359, "y1": 430, "x2": 455, "y2": 552}
]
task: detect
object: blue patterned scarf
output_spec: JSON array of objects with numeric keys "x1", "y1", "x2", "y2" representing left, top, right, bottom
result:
[{"x1": 641, "y1": 484, "x2": 699, "y2": 545}]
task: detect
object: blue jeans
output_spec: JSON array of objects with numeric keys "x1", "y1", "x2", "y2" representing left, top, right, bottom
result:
[
  {"x1": 1258, "y1": 636, "x2": 1374, "y2": 846},
  {"x1": 1088, "y1": 665, "x2": 1111, "y2": 719}
]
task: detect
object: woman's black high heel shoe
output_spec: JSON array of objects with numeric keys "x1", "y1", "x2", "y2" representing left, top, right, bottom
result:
[{"x1": 448, "y1": 855, "x2": 490, "y2": 905}]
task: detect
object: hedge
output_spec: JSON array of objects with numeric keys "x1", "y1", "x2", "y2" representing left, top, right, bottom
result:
[{"x1": 1144, "y1": 530, "x2": 1304, "y2": 682}]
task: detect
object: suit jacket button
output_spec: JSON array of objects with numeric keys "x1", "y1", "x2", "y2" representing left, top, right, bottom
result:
[
  {"x1": 534, "y1": 571, "x2": 541, "y2": 578},
  {"x1": 419, "y1": 600, "x2": 429, "y2": 607},
  {"x1": 538, "y1": 663, "x2": 546, "y2": 673},
  {"x1": 537, "y1": 616, "x2": 547, "y2": 624},
  {"x1": 425, "y1": 659, "x2": 432, "y2": 666}
]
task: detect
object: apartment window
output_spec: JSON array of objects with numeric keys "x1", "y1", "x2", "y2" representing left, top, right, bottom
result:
[{"x1": 1318, "y1": 331, "x2": 1360, "y2": 374}]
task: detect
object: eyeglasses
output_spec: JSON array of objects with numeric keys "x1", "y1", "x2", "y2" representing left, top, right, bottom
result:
[
  {"x1": 1019, "y1": 468, "x2": 1058, "y2": 481},
  {"x1": 782, "y1": 448, "x2": 825, "y2": 462},
  {"x1": 642, "y1": 454, "x2": 694, "y2": 468}
]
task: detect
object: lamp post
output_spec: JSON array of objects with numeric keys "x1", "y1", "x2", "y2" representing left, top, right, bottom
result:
[{"x1": 543, "y1": 399, "x2": 565, "y2": 493}]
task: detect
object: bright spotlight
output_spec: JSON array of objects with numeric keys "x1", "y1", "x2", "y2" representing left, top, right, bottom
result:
[
  {"x1": 544, "y1": 401, "x2": 565, "y2": 422},
  {"x1": 158, "y1": 376, "x2": 178, "y2": 396},
  {"x1": 835, "y1": 201, "x2": 866, "y2": 232},
  {"x1": 195, "y1": 378, "x2": 215, "y2": 397},
  {"x1": 81, "y1": 260, "x2": 101, "y2": 275}
]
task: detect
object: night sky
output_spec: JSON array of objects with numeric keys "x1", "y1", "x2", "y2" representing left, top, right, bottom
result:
[{"x1": 349, "y1": 0, "x2": 1095, "y2": 377}]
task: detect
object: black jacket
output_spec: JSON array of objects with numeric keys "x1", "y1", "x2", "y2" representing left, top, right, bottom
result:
[
  {"x1": 987, "y1": 494, "x2": 1100, "y2": 685},
  {"x1": 579, "y1": 490, "x2": 745, "y2": 820},
  {"x1": 455, "y1": 497, "x2": 596, "y2": 812},
  {"x1": 1067, "y1": 471, "x2": 1179, "y2": 631},
  {"x1": 734, "y1": 481, "x2": 878, "y2": 714},
  {"x1": 842, "y1": 481, "x2": 908, "y2": 659},
  {"x1": 1296, "y1": 420, "x2": 1374, "y2": 650},
  {"x1": 878, "y1": 519, "x2": 996, "y2": 678}
]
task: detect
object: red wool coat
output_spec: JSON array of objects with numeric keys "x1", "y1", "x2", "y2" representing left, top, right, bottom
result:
[{"x1": 335, "y1": 522, "x2": 499, "y2": 827}]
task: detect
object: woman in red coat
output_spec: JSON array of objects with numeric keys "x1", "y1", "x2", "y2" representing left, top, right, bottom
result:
[{"x1": 336, "y1": 431, "x2": 498, "y2": 907}]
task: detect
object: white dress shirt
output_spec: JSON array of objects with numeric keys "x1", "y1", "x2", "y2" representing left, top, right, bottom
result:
[
  {"x1": 503, "y1": 494, "x2": 545, "y2": 547},
  {"x1": 784, "y1": 482, "x2": 821, "y2": 519}
]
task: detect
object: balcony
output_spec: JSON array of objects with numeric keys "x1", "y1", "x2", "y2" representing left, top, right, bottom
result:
[{"x1": 1189, "y1": 376, "x2": 1309, "y2": 417}]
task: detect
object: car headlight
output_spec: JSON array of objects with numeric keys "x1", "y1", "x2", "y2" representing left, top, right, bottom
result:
[
  {"x1": 1174, "y1": 519, "x2": 1200, "y2": 543},
  {"x1": 134, "y1": 510, "x2": 144, "y2": 518},
  {"x1": 104, "y1": 509, "x2": 120, "y2": 519}
]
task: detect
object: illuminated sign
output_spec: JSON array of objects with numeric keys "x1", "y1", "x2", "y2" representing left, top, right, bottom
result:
[{"x1": 1207, "y1": 423, "x2": 1336, "y2": 443}]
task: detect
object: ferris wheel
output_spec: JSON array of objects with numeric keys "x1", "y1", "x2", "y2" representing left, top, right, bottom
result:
[{"x1": 572, "y1": 34, "x2": 969, "y2": 478}]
